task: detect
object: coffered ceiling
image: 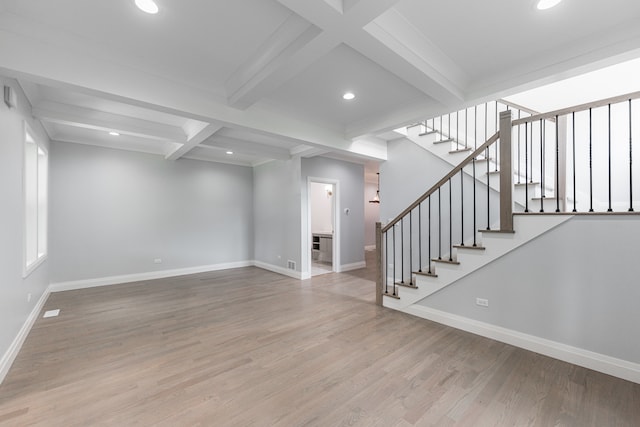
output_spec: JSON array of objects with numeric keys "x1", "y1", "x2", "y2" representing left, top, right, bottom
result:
[{"x1": 1, "y1": 0, "x2": 639, "y2": 166}]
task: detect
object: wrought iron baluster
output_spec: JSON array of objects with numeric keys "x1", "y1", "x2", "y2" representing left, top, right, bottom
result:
[
  {"x1": 556, "y1": 115, "x2": 560, "y2": 212},
  {"x1": 572, "y1": 112, "x2": 577, "y2": 212},
  {"x1": 525, "y1": 122, "x2": 529, "y2": 212},
  {"x1": 608, "y1": 104, "x2": 613, "y2": 212},
  {"x1": 630, "y1": 100, "x2": 634, "y2": 212},
  {"x1": 589, "y1": 108, "x2": 594, "y2": 212}
]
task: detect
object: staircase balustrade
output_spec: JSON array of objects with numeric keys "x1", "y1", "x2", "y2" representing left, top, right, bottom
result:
[{"x1": 377, "y1": 91, "x2": 640, "y2": 305}]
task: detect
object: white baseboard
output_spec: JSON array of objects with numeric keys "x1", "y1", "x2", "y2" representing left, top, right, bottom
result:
[
  {"x1": 403, "y1": 305, "x2": 640, "y2": 385},
  {"x1": 49, "y1": 261, "x2": 254, "y2": 292},
  {"x1": 339, "y1": 261, "x2": 367, "y2": 272},
  {"x1": 0, "y1": 286, "x2": 51, "y2": 385},
  {"x1": 254, "y1": 261, "x2": 306, "y2": 279}
]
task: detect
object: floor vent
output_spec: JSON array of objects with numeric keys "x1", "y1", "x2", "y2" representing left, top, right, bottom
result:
[
  {"x1": 287, "y1": 260, "x2": 296, "y2": 270},
  {"x1": 43, "y1": 309, "x2": 60, "y2": 318}
]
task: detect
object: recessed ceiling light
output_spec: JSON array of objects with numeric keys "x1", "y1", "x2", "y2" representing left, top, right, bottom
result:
[
  {"x1": 342, "y1": 92, "x2": 356, "y2": 101},
  {"x1": 226, "y1": 151, "x2": 233, "y2": 155},
  {"x1": 109, "y1": 131, "x2": 120, "y2": 136},
  {"x1": 537, "y1": 0, "x2": 562, "y2": 10},
  {"x1": 135, "y1": 0, "x2": 159, "y2": 14}
]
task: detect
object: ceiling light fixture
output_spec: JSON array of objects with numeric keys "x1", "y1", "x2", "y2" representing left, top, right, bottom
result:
[
  {"x1": 109, "y1": 131, "x2": 120, "y2": 136},
  {"x1": 135, "y1": 0, "x2": 159, "y2": 14},
  {"x1": 342, "y1": 92, "x2": 356, "y2": 101},
  {"x1": 536, "y1": 0, "x2": 562, "y2": 10},
  {"x1": 226, "y1": 151, "x2": 233, "y2": 155},
  {"x1": 369, "y1": 172, "x2": 381, "y2": 204}
]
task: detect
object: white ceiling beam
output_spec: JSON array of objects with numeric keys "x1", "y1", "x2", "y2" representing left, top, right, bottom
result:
[
  {"x1": 202, "y1": 136, "x2": 292, "y2": 161},
  {"x1": 275, "y1": 0, "x2": 464, "y2": 108},
  {"x1": 165, "y1": 123, "x2": 222, "y2": 160},
  {"x1": 290, "y1": 145, "x2": 330, "y2": 158},
  {"x1": 226, "y1": 14, "x2": 322, "y2": 109},
  {"x1": 0, "y1": 29, "x2": 386, "y2": 159},
  {"x1": 32, "y1": 101, "x2": 187, "y2": 142}
]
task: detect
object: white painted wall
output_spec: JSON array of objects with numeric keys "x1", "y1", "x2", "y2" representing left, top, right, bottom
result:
[
  {"x1": 419, "y1": 215, "x2": 640, "y2": 364},
  {"x1": 301, "y1": 157, "x2": 364, "y2": 271},
  {"x1": 0, "y1": 78, "x2": 51, "y2": 382},
  {"x1": 309, "y1": 182, "x2": 333, "y2": 234},
  {"x1": 253, "y1": 158, "x2": 302, "y2": 274},
  {"x1": 49, "y1": 142, "x2": 254, "y2": 283}
]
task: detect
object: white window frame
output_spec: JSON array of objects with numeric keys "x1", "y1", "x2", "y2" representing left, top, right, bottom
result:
[{"x1": 23, "y1": 122, "x2": 48, "y2": 277}]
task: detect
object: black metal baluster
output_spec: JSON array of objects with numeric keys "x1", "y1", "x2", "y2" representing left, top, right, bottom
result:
[
  {"x1": 475, "y1": 105, "x2": 478, "y2": 150},
  {"x1": 571, "y1": 111, "x2": 578, "y2": 212},
  {"x1": 384, "y1": 231, "x2": 388, "y2": 294},
  {"x1": 556, "y1": 115, "x2": 560, "y2": 212},
  {"x1": 456, "y1": 110, "x2": 459, "y2": 148},
  {"x1": 400, "y1": 218, "x2": 404, "y2": 284},
  {"x1": 589, "y1": 108, "x2": 594, "y2": 212},
  {"x1": 525, "y1": 122, "x2": 529, "y2": 212},
  {"x1": 495, "y1": 101, "x2": 499, "y2": 171},
  {"x1": 409, "y1": 211, "x2": 413, "y2": 282},
  {"x1": 530, "y1": 121, "x2": 534, "y2": 183},
  {"x1": 540, "y1": 119, "x2": 544, "y2": 212},
  {"x1": 518, "y1": 111, "x2": 521, "y2": 184},
  {"x1": 438, "y1": 188, "x2": 442, "y2": 260},
  {"x1": 486, "y1": 145, "x2": 491, "y2": 230},
  {"x1": 449, "y1": 178, "x2": 453, "y2": 261},
  {"x1": 608, "y1": 104, "x2": 613, "y2": 212},
  {"x1": 392, "y1": 225, "x2": 397, "y2": 296},
  {"x1": 473, "y1": 110, "x2": 478, "y2": 246},
  {"x1": 630, "y1": 99, "x2": 634, "y2": 212},
  {"x1": 428, "y1": 196, "x2": 432, "y2": 273},
  {"x1": 460, "y1": 170, "x2": 464, "y2": 246},
  {"x1": 418, "y1": 203, "x2": 422, "y2": 272}
]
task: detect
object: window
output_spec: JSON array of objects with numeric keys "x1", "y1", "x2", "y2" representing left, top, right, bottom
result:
[{"x1": 24, "y1": 124, "x2": 47, "y2": 276}]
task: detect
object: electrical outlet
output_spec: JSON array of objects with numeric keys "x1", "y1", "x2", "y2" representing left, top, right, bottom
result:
[
  {"x1": 154, "y1": 258, "x2": 162, "y2": 264},
  {"x1": 476, "y1": 298, "x2": 489, "y2": 307}
]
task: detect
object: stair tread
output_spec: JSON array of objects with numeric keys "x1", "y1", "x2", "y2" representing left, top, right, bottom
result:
[
  {"x1": 453, "y1": 244, "x2": 485, "y2": 250},
  {"x1": 419, "y1": 130, "x2": 438, "y2": 136},
  {"x1": 432, "y1": 258, "x2": 460, "y2": 265},
  {"x1": 395, "y1": 282, "x2": 418, "y2": 289},
  {"x1": 531, "y1": 196, "x2": 558, "y2": 200},
  {"x1": 414, "y1": 270, "x2": 438, "y2": 277},
  {"x1": 433, "y1": 138, "x2": 454, "y2": 145},
  {"x1": 449, "y1": 147, "x2": 472, "y2": 154},
  {"x1": 515, "y1": 181, "x2": 540, "y2": 186},
  {"x1": 479, "y1": 229, "x2": 515, "y2": 234},
  {"x1": 382, "y1": 292, "x2": 400, "y2": 299}
]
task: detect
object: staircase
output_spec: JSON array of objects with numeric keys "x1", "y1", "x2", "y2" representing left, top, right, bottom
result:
[{"x1": 377, "y1": 91, "x2": 640, "y2": 309}]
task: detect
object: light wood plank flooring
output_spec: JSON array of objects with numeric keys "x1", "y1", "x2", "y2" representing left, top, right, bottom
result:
[{"x1": 1, "y1": 258, "x2": 639, "y2": 426}]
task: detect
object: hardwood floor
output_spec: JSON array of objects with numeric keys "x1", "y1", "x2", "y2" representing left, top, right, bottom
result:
[{"x1": 1, "y1": 258, "x2": 639, "y2": 426}]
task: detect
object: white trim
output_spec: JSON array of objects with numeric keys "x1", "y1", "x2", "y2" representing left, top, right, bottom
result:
[
  {"x1": 305, "y1": 177, "x2": 341, "y2": 277},
  {"x1": 340, "y1": 261, "x2": 366, "y2": 272},
  {"x1": 0, "y1": 286, "x2": 51, "y2": 385},
  {"x1": 49, "y1": 261, "x2": 253, "y2": 292},
  {"x1": 254, "y1": 261, "x2": 308, "y2": 280},
  {"x1": 403, "y1": 304, "x2": 640, "y2": 385},
  {"x1": 364, "y1": 245, "x2": 376, "y2": 251}
]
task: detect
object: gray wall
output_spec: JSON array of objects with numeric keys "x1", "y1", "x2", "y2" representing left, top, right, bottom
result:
[
  {"x1": 253, "y1": 158, "x2": 302, "y2": 272},
  {"x1": 50, "y1": 142, "x2": 253, "y2": 283},
  {"x1": 302, "y1": 157, "x2": 365, "y2": 269},
  {"x1": 420, "y1": 215, "x2": 640, "y2": 363},
  {"x1": 0, "y1": 78, "x2": 50, "y2": 372}
]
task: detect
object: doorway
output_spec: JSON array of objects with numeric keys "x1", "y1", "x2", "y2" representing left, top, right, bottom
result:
[{"x1": 308, "y1": 180, "x2": 337, "y2": 276}]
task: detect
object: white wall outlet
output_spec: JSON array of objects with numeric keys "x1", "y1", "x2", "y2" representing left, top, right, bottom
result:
[
  {"x1": 476, "y1": 297, "x2": 489, "y2": 307},
  {"x1": 154, "y1": 258, "x2": 162, "y2": 264},
  {"x1": 27, "y1": 293, "x2": 32, "y2": 302}
]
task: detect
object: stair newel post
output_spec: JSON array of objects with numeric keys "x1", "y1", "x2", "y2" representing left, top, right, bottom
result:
[
  {"x1": 438, "y1": 188, "x2": 442, "y2": 260},
  {"x1": 499, "y1": 110, "x2": 514, "y2": 232},
  {"x1": 448, "y1": 178, "x2": 453, "y2": 262},
  {"x1": 409, "y1": 210, "x2": 413, "y2": 283},
  {"x1": 376, "y1": 222, "x2": 383, "y2": 306},
  {"x1": 392, "y1": 224, "x2": 397, "y2": 296},
  {"x1": 428, "y1": 196, "x2": 432, "y2": 274}
]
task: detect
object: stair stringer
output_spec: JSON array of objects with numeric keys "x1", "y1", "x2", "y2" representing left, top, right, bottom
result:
[{"x1": 382, "y1": 215, "x2": 572, "y2": 311}]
